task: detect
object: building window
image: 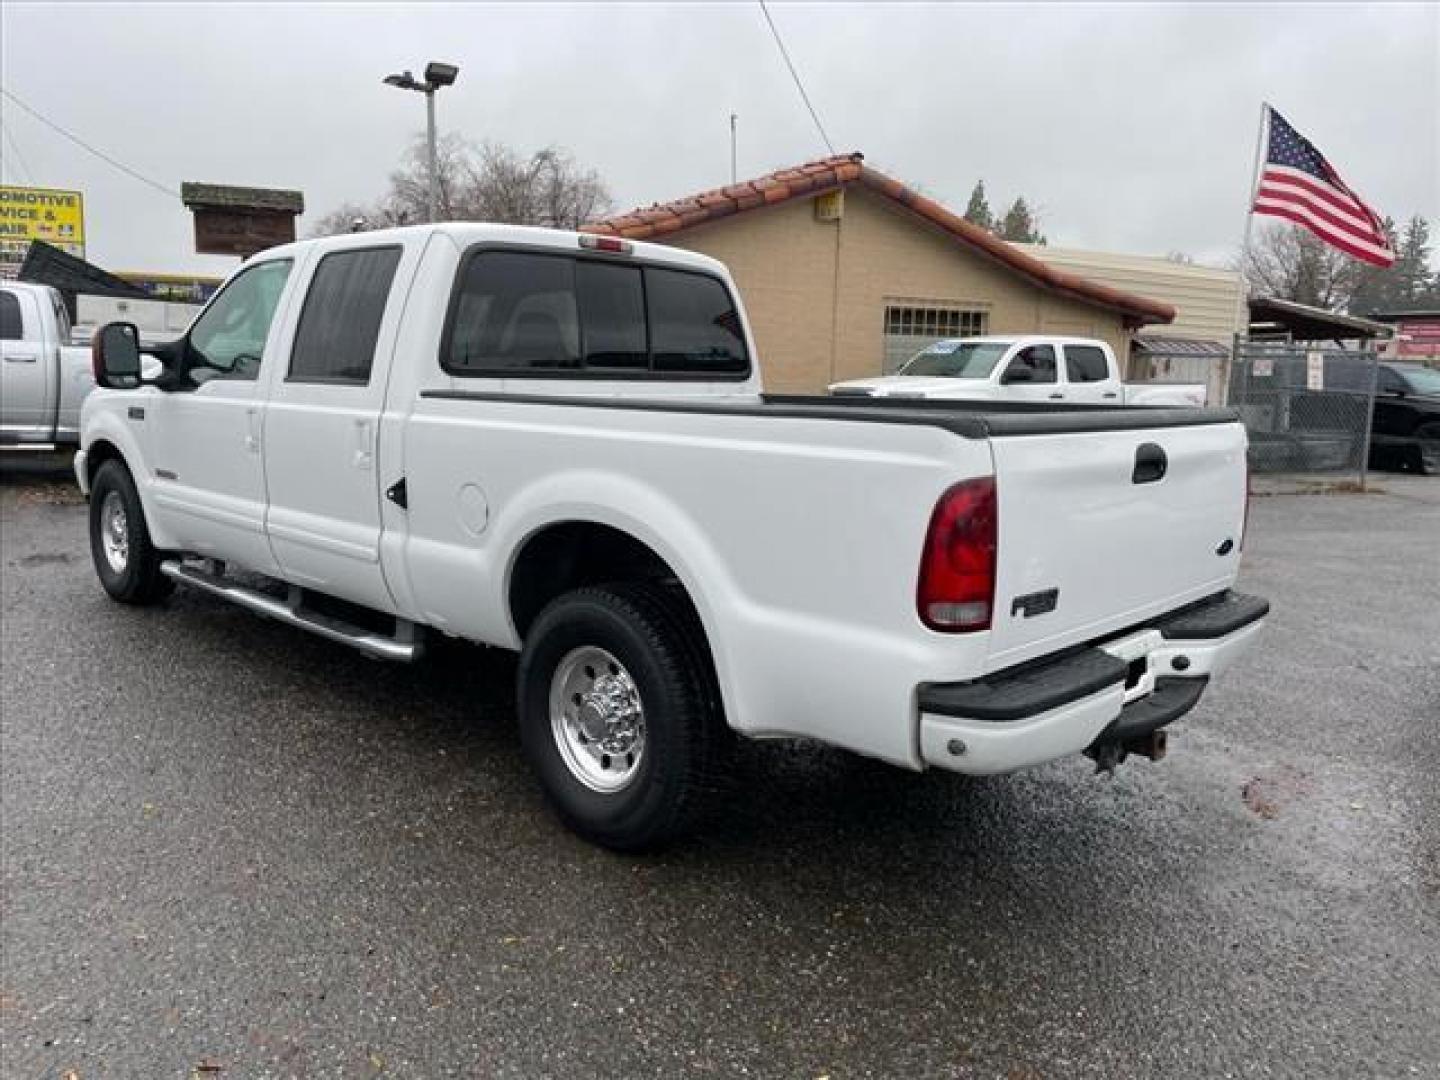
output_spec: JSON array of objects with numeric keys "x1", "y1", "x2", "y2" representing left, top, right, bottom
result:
[
  {"x1": 882, "y1": 302, "x2": 989, "y2": 372},
  {"x1": 883, "y1": 304, "x2": 987, "y2": 339}
]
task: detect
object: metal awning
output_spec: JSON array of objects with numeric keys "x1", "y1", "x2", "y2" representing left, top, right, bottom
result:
[
  {"x1": 1247, "y1": 297, "x2": 1392, "y2": 342},
  {"x1": 1133, "y1": 335, "x2": 1230, "y2": 357}
]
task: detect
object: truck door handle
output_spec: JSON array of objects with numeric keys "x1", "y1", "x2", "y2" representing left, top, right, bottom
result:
[
  {"x1": 1103, "y1": 392, "x2": 1119, "y2": 399},
  {"x1": 354, "y1": 419, "x2": 374, "y2": 471},
  {"x1": 4, "y1": 353, "x2": 38, "y2": 363},
  {"x1": 244, "y1": 407, "x2": 261, "y2": 452},
  {"x1": 1133, "y1": 442, "x2": 1167, "y2": 484},
  {"x1": 1048, "y1": 393, "x2": 1064, "y2": 400}
]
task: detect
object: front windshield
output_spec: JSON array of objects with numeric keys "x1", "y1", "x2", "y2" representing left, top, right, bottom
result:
[
  {"x1": 898, "y1": 340, "x2": 1011, "y2": 378},
  {"x1": 1397, "y1": 364, "x2": 1440, "y2": 395}
]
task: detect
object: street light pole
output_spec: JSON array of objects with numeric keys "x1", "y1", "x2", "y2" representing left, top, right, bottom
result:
[
  {"x1": 383, "y1": 61, "x2": 460, "y2": 224},
  {"x1": 425, "y1": 87, "x2": 438, "y2": 223}
]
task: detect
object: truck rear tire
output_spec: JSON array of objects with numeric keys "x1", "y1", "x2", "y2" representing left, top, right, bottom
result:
[
  {"x1": 89, "y1": 459, "x2": 173, "y2": 606},
  {"x1": 516, "y1": 582, "x2": 729, "y2": 851}
]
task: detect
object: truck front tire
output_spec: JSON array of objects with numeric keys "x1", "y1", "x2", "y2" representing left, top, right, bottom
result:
[
  {"x1": 88, "y1": 459, "x2": 173, "y2": 606},
  {"x1": 516, "y1": 583, "x2": 729, "y2": 851}
]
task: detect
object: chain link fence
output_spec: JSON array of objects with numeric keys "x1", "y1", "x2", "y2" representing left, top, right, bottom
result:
[{"x1": 1229, "y1": 339, "x2": 1379, "y2": 491}]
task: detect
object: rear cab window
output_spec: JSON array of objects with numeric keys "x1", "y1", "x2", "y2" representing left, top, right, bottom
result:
[
  {"x1": 442, "y1": 248, "x2": 749, "y2": 379},
  {"x1": 1064, "y1": 345, "x2": 1111, "y2": 383},
  {"x1": 1004, "y1": 344, "x2": 1057, "y2": 383}
]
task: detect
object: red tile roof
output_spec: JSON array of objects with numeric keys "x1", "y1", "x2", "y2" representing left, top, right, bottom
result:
[{"x1": 583, "y1": 152, "x2": 1176, "y2": 327}]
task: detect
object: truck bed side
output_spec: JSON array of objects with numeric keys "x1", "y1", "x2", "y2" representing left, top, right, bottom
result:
[{"x1": 401, "y1": 387, "x2": 1247, "y2": 766}]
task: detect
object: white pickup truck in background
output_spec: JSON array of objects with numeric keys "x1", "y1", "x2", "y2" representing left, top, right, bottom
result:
[
  {"x1": 831, "y1": 335, "x2": 1209, "y2": 408},
  {"x1": 77, "y1": 224, "x2": 1266, "y2": 850},
  {"x1": 1, "y1": 281, "x2": 95, "y2": 445}
]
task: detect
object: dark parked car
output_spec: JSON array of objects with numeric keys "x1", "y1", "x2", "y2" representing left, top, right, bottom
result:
[{"x1": 1370, "y1": 362, "x2": 1440, "y2": 474}]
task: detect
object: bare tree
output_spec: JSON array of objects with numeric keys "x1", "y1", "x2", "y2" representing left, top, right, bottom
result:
[
  {"x1": 310, "y1": 136, "x2": 613, "y2": 236},
  {"x1": 388, "y1": 133, "x2": 473, "y2": 222},
  {"x1": 1238, "y1": 221, "x2": 1362, "y2": 310},
  {"x1": 308, "y1": 199, "x2": 413, "y2": 238}
]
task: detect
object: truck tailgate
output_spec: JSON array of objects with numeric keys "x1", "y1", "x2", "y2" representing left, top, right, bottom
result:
[{"x1": 986, "y1": 420, "x2": 1247, "y2": 672}]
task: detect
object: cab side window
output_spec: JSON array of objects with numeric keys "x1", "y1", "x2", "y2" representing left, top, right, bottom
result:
[
  {"x1": 188, "y1": 260, "x2": 293, "y2": 381},
  {"x1": 1006, "y1": 344, "x2": 1057, "y2": 384},
  {"x1": 288, "y1": 246, "x2": 403, "y2": 385},
  {"x1": 1065, "y1": 345, "x2": 1110, "y2": 383}
]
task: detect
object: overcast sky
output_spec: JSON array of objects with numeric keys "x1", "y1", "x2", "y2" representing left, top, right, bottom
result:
[{"x1": 2, "y1": 2, "x2": 1436, "y2": 276}]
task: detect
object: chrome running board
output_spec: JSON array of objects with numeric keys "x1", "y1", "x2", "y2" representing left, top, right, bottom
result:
[{"x1": 160, "y1": 560, "x2": 422, "y2": 662}]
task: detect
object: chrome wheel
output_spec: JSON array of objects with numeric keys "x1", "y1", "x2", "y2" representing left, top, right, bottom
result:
[
  {"x1": 100, "y1": 490, "x2": 130, "y2": 574},
  {"x1": 549, "y1": 645, "x2": 646, "y2": 793}
]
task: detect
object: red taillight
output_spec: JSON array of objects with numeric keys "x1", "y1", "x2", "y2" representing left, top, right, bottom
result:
[
  {"x1": 578, "y1": 234, "x2": 632, "y2": 254},
  {"x1": 917, "y1": 477, "x2": 997, "y2": 632}
]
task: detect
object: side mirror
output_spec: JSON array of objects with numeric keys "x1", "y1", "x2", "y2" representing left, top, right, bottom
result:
[
  {"x1": 92, "y1": 322, "x2": 143, "y2": 388},
  {"x1": 1001, "y1": 365, "x2": 1035, "y2": 385}
]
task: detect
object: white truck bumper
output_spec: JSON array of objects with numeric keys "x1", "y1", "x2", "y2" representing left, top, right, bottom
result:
[
  {"x1": 73, "y1": 448, "x2": 89, "y2": 496},
  {"x1": 918, "y1": 591, "x2": 1268, "y2": 776}
]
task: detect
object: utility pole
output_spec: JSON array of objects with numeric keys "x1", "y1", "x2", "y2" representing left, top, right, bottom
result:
[{"x1": 730, "y1": 113, "x2": 737, "y2": 184}]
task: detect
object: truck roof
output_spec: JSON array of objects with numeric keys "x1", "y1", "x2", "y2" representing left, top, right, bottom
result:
[
  {"x1": 921, "y1": 334, "x2": 1112, "y2": 348},
  {"x1": 248, "y1": 222, "x2": 731, "y2": 279},
  {"x1": 1, "y1": 281, "x2": 61, "y2": 298}
]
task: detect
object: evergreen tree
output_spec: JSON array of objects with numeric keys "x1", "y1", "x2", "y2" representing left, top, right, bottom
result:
[
  {"x1": 1349, "y1": 215, "x2": 1437, "y2": 316},
  {"x1": 999, "y1": 197, "x2": 1046, "y2": 244},
  {"x1": 963, "y1": 181, "x2": 994, "y2": 232},
  {"x1": 1348, "y1": 217, "x2": 1401, "y2": 317},
  {"x1": 1394, "y1": 216, "x2": 1434, "y2": 307}
]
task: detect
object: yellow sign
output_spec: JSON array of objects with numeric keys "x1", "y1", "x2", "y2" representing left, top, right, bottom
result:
[{"x1": 0, "y1": 185, "x2": 86, "y2": 262}]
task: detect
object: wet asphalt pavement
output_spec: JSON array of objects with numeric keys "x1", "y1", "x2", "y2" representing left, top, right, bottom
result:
[{"x1": 1, "y1": 451, "x2": 1437, "y2": 1079}]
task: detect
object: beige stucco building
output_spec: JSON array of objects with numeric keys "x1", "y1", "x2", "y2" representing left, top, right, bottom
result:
[
  {"x1": 584, "y1": 152, "x2": 1176, "y2": 394},
  {"x1": 1017, "y1": 244, "x2": 1247, "y2": 403}
]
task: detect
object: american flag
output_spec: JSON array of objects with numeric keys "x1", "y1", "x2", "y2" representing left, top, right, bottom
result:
[{"x1": 1252, "y1": 106, "x2": 1395, "y2": 267}]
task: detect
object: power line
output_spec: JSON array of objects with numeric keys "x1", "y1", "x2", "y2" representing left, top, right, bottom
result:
[
  {"x1": 756, "y1": 0, "x2": 835, "y2": 156},
  {"x1": 1, "y1": 122, "x2": 35, "y2": 183},
  {"x1": 0, "y1": 87, "x2": 181, "y2": 198}
]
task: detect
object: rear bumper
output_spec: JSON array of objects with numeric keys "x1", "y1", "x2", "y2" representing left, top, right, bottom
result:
[{"x1": 918, "y1": 590, "x2": 1267, "y2": 775}]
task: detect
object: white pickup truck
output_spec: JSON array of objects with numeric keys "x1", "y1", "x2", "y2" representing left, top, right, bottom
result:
[
  {"x1": 77, "y1": 224, "x2": 1266, "y2": 850},
  {"x1": 1, "y1": 281, "x2": 95, "y2": 445},
  {"x1": 830, "y1": 335, "x2": 1209, "y2": 408}
]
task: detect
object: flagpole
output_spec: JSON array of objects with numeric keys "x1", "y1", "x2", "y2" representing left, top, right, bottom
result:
[{"x1": 1240, "y1": 101, "x2": 1271, "y2": 262}]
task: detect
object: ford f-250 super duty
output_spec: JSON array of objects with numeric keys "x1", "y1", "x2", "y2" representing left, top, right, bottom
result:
[{"x1": 77, "y1": 224, "x2": 1267, "y2": 850}]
